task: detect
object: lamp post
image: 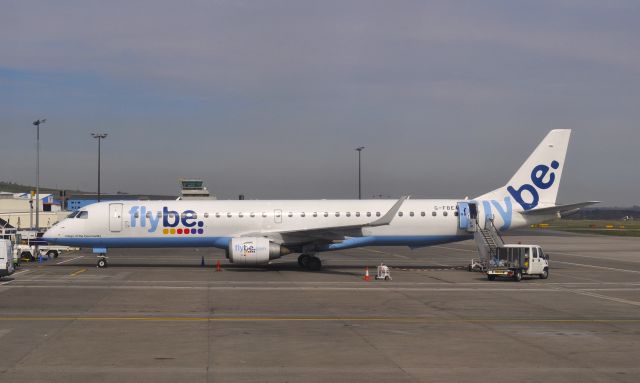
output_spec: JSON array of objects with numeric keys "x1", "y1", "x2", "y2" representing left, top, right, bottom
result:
[
  {"x1": 32, "y1": 119, "x2": 46, "y2": 233},
  {"x1": 355, "y1": 146, "x2": 365, "y2": 199},
  {"x1": 91, "y1": 133, "x2": 108, "y2": 202}
]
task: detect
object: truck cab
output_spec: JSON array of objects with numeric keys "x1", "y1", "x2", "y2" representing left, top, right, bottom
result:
[{"x1": 487, "y1": 244, "x2": 549, "y2": 281}]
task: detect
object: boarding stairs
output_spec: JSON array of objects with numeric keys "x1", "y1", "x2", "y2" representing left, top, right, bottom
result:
[{"x1": 469, "y1": 218, "x2": 505, "y2": 271}]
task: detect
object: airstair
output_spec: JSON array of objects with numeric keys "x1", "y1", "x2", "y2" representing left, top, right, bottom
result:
[
  {"x1": 457, "y1": 201, "x2": 506, "y2": 271},
  {"x1": 469, "y1": 218, "x2": 505, "y2": 272}
]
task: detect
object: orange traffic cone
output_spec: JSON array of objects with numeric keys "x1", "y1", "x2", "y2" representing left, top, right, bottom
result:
[
  {"x1": 216, "y1": 260, "x2": 221, "y2": 272},
  {"x1": 363, "y1": 267, "x2": 371, "y2": 281}
]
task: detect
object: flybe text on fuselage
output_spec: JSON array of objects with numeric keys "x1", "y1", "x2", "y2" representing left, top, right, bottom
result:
[{"x1": 128, "y1": 206, "x2": 204, "y2": 234}]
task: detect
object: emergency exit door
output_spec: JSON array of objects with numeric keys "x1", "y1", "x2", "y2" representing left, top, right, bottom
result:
[
  {"x1": 274, "y1": 209, "x2": 283, "y2": 224},
  {"x1": 109, "y1": 203, "x2": 123, "y2": 232}
]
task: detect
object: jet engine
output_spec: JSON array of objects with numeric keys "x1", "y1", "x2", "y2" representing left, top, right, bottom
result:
[{"x1": 226, "y1": 237, "x2": 290, "y2": 265}]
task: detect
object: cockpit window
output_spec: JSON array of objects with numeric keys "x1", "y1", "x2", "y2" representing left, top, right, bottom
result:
[
  {"x1": 67, "y1": 211, "x2": 80, "y2": 218},
  {"x1": 77, "y1": 211, "x2": 89, "y2": 219}
]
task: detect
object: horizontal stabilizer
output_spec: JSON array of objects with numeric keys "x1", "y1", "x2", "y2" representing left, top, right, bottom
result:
[{"x1": 521, "y1": 201, "x2": 600, "y2": 217}]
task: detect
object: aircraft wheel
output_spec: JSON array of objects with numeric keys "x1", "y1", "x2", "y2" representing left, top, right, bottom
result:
[
  {"x1": 97, "y1": 258, "x2": 108, "y2": 268},
  {"x1": 306, "y1": 257, "x2": 322, "y2": 271},
  {"x1": 298, "y1": 254, "x2": 310, "y2": 268}
]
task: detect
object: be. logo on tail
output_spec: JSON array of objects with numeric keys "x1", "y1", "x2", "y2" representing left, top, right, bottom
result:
[{"x1": 507, "y1": 161, "x2": 560, "y2": 211}]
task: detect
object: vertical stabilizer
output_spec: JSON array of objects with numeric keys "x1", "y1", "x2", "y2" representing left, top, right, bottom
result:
[{"x1": 476, "y1": 129, "x2": 571, "y2": 211}]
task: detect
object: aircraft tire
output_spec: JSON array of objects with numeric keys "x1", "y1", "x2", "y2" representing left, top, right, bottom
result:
[
  {"x1": 97, "y1": 258, "x2": 108, "y2": 268},
  {"x1": 298, "y1": 254, "x2": 310, "y2": 268},
  {"x1": 306, "y1": 257, "x2": 322, "y2": 271}
]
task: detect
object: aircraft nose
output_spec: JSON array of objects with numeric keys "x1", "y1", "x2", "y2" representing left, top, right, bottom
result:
[{"x1": 42, "y1": 226, "x2": 61, "y2": 243}]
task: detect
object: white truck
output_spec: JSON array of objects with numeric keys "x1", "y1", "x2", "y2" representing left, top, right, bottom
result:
[
  {"x1": 0, "y1": 239, "x2": 15, "y2": 278},
  {"x1": 486, "y1": 244, "x2": 549, "y2": 282},
  {"x1": 14, "y1": 242, "x2": 77, "y2": 263}
]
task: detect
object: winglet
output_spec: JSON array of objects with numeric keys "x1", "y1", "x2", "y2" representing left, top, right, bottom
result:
[{"x1": 366, "y1": 196, "x2": 410, "y2": 227}]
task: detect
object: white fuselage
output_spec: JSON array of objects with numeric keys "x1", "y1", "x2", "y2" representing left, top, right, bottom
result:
[{"x1": 43, "y1": 198, "x2": 549, "y2": 252}]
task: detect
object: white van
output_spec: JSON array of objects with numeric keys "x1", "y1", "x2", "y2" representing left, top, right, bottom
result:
[
  {"x1": 0, "y1": 239, "x2": 15, "y2": 278},
  {"x1": 486, "y1": 244, "x2": 549, "y2": 281}
]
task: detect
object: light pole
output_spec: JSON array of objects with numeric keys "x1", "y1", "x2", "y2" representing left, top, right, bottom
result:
[
  {"x1": 91, "y1": 133, "x2": 108, "y2": 202},
  {"x1": 32, "y1": 119, "x2": 46, "y2": 234},
  {"x1": 356, "y1": 146, "x2": 365, "y2": 199}
]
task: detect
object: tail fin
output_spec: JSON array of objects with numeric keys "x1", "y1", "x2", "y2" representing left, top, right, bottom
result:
[{"x1": 476, "y1": 129, "x2": 571, "y2": 211}]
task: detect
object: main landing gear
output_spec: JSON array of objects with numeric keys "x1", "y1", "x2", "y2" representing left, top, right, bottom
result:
[
  {"x1": 97, "y1": 256, "x2": 108, "y2": 268},
  {"x1": 298, "y1": 254, "x2": 322, "y2": 271}
]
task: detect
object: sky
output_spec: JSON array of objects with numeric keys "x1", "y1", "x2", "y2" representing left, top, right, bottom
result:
[{"x1": 1, "y1": 0, "x2": 639, "y2": 205}]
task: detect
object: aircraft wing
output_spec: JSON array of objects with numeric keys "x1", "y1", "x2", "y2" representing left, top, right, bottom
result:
[
  {"x1": 241, "y1": 196, "x2": 409, "y2": 243},
  {"x1": 522, "y1": 201, "x2": 600, "y2": 217}
]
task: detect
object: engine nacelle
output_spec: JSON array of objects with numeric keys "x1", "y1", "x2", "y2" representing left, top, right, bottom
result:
[{"x1": 227, "y1": 237, "x2": 288, "y2": 265}]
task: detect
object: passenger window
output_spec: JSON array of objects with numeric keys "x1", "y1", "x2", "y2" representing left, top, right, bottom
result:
[
  {"x1": 215, "y1": 213, "x2": 220, "y2": 218},
  {"x1": 77, "y1": 211, "x2": 89, "y2": 219},
  {"x1": 346, "y1": 212, "x2": 351, "y2": 217},
  {"x1": 432, "y1": 211, "x2": 437, "y2": 217},
  {"x1": 376, "y1": 212, "x2": 381, "y2": 217},
  {"x1": 398, "y1": 212, "x2": 403, "y2": 217},
  {"x1": 454, "y1": 212, "x2": 459, "y2": 217},
  {"x1": 324, "y1": 212, "x2": 329, "y2": 217},
  {"x1": 410, "y1": 212, "x2": 414, "y2": 217},
  {"x1": 366, "y1": 212, "x2": 371, "y2": 217},
  {"x1": 227, "y1": 213, "x2": 232, "y2": 218},
  {"x1": 146, "y1": 212, "x2": 152, "y2": 218},
  {"x1": 250, "y1": 213, "x2": 255, "y2": 218},
  {"x1": 288, "y1": 212, "x2": 293, "y2": 217},
  {"x1": 262, "y1": 212, "x2": 267, "y2": 218},
  {"x1": 301, "y1": 212, "x2": 306, "y2": 217},
  {"x1": 313, "y1": 212, "x2": 318, "y2": 217},
  {"x1": 421, "y1": 212, "x2": 425, "y2": 217},
  {"x1": 204, "y1": 213, "x2": 209, "y2": 218},
  {"x1": 239, "y1": 213, "x2": 244, "y2": 218},
  {"x1": 355, "y1": 212, "x2": 360, "y2": 217},
  {"x1": 443, "y1": 211, "x2": 448, "y2": 217},
  {"x1": 335, "y1": 212, "x2": 340, "y2": 217}
]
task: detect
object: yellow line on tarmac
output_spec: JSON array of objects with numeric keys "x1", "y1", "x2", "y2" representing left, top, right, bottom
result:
[
  {"x1": 0, "y1": 316, "x2": 638, "y2": 323},
  {"x1": 68, "y1": 268, "x2": 87, "y2": 277}
]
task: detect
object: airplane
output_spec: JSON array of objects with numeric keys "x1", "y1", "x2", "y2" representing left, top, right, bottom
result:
[{"x1": 43, "y1": 129, "x2": 597, "y2": 270}]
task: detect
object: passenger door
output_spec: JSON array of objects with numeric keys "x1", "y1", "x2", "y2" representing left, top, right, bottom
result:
[{"x1": 109, "y1": 203, "x2": 123, "y2": 232}]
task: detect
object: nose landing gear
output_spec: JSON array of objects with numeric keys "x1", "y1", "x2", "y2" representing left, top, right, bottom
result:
[{"x1": 97, "y1": 256, "x2": 108, "y2": 268}]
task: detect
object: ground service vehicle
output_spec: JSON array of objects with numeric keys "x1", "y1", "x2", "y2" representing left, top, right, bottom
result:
[
  {"x1": 487, "y1": 244, "x2": 549, "y2": 282},
  {"x1": 0, "y1": 239, "x2": 15, "y2": 278}
]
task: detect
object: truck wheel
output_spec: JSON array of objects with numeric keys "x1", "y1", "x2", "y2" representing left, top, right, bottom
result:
[
  {"x1": 513, "y1": 270, "x2": 522, "y2": 282},
  {"x1": 487, "y1": 275, "x2": 496, "y2": 281},
  {"x1": 21, "y1": 252, "x2": 34, "y2": 262},
  {"x1": 540, "y1": 269, "x2": 549, "y2": 279},
  {"x1": 46, "y1": 250, "x2": 58, "y2": 258}
]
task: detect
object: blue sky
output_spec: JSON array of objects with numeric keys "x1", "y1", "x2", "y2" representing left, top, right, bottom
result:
[{"x1": 1, "y1": 0, "x2": 639, "y2": 205}]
